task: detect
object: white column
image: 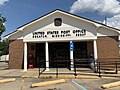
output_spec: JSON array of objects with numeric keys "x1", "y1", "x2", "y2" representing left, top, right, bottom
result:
[
  {"x1": 24, "y1": 42, "x2": 27, "y2": 71},
  {"x1": 119, "y1": 35, "x2": 120, "y2": 47},
  {"x1": 93, "y1": 40, "x2": 98, "y2": 61},
  {"x1": 45, "y1": 42, "x2": 49, "y2": 71},
  {"x1": 70, "y1": 41, "x2": 74, "y2": 70}
]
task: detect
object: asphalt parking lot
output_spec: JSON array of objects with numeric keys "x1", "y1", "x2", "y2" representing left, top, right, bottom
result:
[{"x1": 0, "y1": 78, "x2": 120, "y2": 90}]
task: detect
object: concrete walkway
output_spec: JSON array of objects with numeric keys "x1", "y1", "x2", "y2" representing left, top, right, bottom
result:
[
  {"x1": 22, "y1": 68, "x2": 120, "y2": 79},
  {"x1": 0, "y1": 69, "x2": 24, "y2": 78},
  {"x1": 0, "y1": 69, "x2": 119, "y2": 79},
  {"x1": 0, "y1": 62, "x2": 8, "y2": 69},
  {"x1": 0, "y1": 69, "x2": 119, "y2": 90}
]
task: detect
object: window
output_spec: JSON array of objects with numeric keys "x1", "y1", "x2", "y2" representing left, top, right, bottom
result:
[{"x1": 54, "y1": 18, "x2": 62, "y2": 26}]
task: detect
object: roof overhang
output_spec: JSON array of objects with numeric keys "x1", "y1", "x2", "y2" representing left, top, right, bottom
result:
[{"x1": 4, "y1": 9, "x2": 120, "y2": 39}]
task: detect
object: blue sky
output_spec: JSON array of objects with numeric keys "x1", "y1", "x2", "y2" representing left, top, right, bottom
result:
[{"x1": 0, "y1": 0, "x2": 120, "y2": 37}]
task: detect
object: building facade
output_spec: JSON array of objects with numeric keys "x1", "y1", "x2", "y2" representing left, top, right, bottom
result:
[{"x1": 6, "y1": 10, "x2": 120, "y2": 71}]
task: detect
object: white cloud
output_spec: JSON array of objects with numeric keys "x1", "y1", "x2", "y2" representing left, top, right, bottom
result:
[
  {"x1": 106, "y1": 14, "x2": 120, "y2": 29},
  {"x1": 70, "y1": 0, "x2": 120, "y2": 29},
  {"x1": 0, "y1": 0, "x2": 9, "y2": 6},
  {"x1": 70, "y1": 0, "x2": 120, "y2": 15}
]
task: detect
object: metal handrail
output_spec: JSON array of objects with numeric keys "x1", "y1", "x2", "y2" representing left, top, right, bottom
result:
[
  {"x1": 97, "y1": 59, "x2": 120, "y2": 77},
  {"x1": 38, "y1": 58, "x2": 93, "y2": 77},
  {"x1": 38, "y1": 58, "x2": 120, "y2": 77},
  {"x1": 38, "y1": 59, "x2": 46, "y2": 76},
  {"x1": 38, "y1": 59, "x2": 77, "y2": 77}
]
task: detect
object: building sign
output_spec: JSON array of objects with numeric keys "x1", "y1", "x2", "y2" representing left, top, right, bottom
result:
[{"x1": 32, "y1": 29, "x2": 86, "y2": 38}]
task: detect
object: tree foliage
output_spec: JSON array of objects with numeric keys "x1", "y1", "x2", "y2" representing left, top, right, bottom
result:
[
  {"x1": 0, "y1": 40, "x2": 9, "y2": 56},
  {"x1": 0, "y1": 14, "x2": 7, "y2": 56},
  {"x1": 0, "y1": 14, "x2": 6, "y2": 39}
]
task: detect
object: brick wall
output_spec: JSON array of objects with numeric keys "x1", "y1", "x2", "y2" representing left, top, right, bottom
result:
[
  {"x1": 9, "y1": 39, "x2": 24, "y2": 69},
  {"x1": 8, "y1": 36, "x2": 119, "y2": 69},
  {"x1": 97, "y1": 36, "x2": 119, "y2": 59}
]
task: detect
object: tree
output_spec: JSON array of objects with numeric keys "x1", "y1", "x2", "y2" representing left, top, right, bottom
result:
[
  {"x1": 0, "y1": 40, "x2": 9, "y2": 56},
  {"x1": 0, "y1": 14, "x2": 6, "y2": 39},
  {"x1": 0, "y1": 14, "x2": 7, "y2": 56}
]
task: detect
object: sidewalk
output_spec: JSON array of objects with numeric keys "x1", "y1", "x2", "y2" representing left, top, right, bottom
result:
[
  {"x1": 0, "y1": 69, "x2": 119, "y2": 79},
  {"x1": 0, "y1": 69, "x2": 24, "y2": 78},
  {"x1": 22, "y1": 68, "x2": 120, "y2": 79},
  {"x1": 0, "y1": 62, "x2": 8, "y2": 69},
  {"x1": 0, "y1": 69, "x2": 119, "y2": 90}
]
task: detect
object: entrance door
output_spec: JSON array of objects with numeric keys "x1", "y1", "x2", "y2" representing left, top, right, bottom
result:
[
  {"x1": 36, "y1": 43, "x2": 45, "y2": 68},
  {"x1": 74, "y1": 42, "x2": 88, "y2": 67},
  {"x1": 49, "y1": 42, "x2": 70, "y2": 68}
]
